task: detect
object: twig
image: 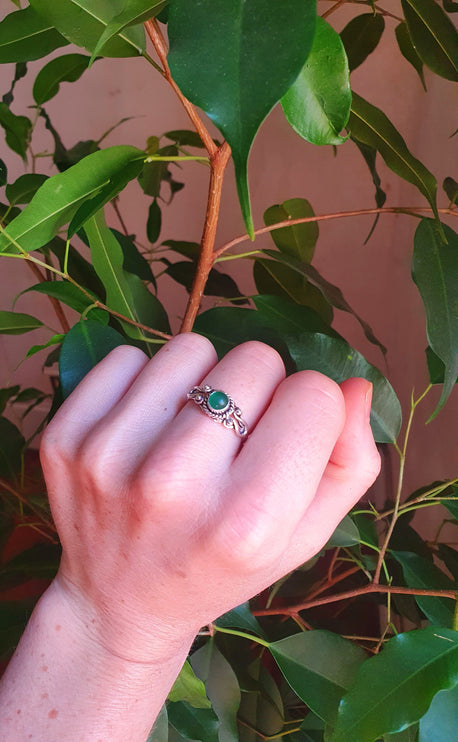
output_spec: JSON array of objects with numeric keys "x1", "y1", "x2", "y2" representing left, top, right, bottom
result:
[
  {"x1": 144, "y1": 20, "x2": 217, "y2": 156},
  {"x1": 322, "y1": 0, "x2": 349, "y2": 19},
  {"x1": 180, "y1": 142, "x2": 231, "y2": 332},
  {"x1": 213, "y1": 206, "x2": 457, "y2": 259},
  {"x1": 25, "y1": 260, "x2": 70, "y2": 333},
  {"x1": 110, "y1": 198, "x2": 129, "y2": 237}
]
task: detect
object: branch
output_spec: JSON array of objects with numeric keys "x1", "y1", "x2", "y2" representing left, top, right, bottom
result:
[
  {"x1": 180, "y1": 142, "x2": 232, "y2": 333},
  {"x1": 254, "y1": 584, "x2": 458, "y2": 616},
  {"x1": 213, "y1": 206, "x2": 457, "y2": 259},
  {"x1": 144, "y1": 20, "x2": 217, "y2": 156}
]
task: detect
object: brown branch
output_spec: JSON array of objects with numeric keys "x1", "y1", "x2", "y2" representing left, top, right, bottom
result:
[
  {"x1": 111, "y1": 198, "x2": 129, "y2": 237},
  {"x1": 180, "y1": 142, "x2": 232, "y2": 333},
  {"x1": 214, "y1": 206, "x2": 457, "y2": 260},
  {"x1": 322, "y1": 0, "x2": 349, "y2": 20},
  {"x1": 254, "y1": 584, "x2": 458, "y2": 616},
  {"x1": 26, "y1": 261, "x2": 70, "y2": 333},
  {"x1": 144, "y1": 20, "x2": 217, "y2": 156}
]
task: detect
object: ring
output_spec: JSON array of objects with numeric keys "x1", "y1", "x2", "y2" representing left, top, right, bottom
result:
[{"x1": 187, "y1": 385, "x2": 248, "y2": 437}]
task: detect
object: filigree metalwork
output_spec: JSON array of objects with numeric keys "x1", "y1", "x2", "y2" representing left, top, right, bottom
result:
[{"x1": 187, "y1": 385, "x2": 248, "y2": 437}]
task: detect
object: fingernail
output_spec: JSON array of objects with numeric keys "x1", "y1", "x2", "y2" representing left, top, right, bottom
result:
[{"x1": 364, "y1": 382, "x2": 373, "y2": 421}]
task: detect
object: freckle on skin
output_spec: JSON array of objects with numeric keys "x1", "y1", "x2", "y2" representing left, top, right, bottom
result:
[
  {"x1": 55, "y1": 624, "x2": 61, "y2": 631},
  {"x1": 42, "y1": 665, "x2": 48, "y2": 672},
  {"x1": 41, "y1": 693, "x2": 48, "y2": 699},
  {"x1": 16, "y1": 709, "x2": 21, "y2": 714},
  {"x1": 48, "y1": 709, "x2": 58, "y2": 719}
]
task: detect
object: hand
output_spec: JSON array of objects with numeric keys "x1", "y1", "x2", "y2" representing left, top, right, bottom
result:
[{"x1": 40, "y1": 333, "x2": 381, "y2": 663}]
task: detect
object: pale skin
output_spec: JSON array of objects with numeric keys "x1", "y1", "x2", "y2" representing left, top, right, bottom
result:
[{"x1": 0, "y1": 333, "x2": 381, "y2": 741}]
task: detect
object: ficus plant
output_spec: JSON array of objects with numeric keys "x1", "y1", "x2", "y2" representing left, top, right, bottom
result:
[{"x1": 0, "y1": 0, "x2": 457, "y2": 740}]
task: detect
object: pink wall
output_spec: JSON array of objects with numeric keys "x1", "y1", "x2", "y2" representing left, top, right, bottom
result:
[{"x1": 0, "y1": 2, "x2": 456, "y2": 530}]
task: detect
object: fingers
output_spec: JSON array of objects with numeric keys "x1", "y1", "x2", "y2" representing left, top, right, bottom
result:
[
  {"x1": 212, "y1": 371, "x2": 346, "y2": 568},
  {"x1": 282, "y1": 378, "x2": 381, "y2": 567},
  {"x1": 133, "y1": 340, "x2": 286, "y2": 502}
]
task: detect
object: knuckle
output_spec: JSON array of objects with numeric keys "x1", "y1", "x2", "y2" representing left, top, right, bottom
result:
[
  {"x1": 282, "y1": 370, "x2": 345, "y2": 416},
  {"x1": 40, "y1": 424, "x2": 73, "y2": 470},
  {"x1": 168, "y1": 331, "x2": 218, "y2": 365},
  {"x1": 75, "y1": 430, "x2": 117, "y2": 492},
  {"x1": 237, "y1": 341, "x2": 285, "y2": 376},
  {"x1": 105, "y1": 343, "x2": 148, "y2": 366}
]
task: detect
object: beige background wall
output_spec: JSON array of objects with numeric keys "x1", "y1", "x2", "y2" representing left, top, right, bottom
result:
[{"x1": 0, "y1": 1, "x2": 456, "y2": 531}]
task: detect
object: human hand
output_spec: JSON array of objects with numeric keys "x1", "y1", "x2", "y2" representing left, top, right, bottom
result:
[{"x1": 40, "y1": 333, "x2": 381, "y2": 664}]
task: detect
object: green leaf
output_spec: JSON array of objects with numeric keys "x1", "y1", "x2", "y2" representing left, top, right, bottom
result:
[
  {"x1": 111, "y1": 229, "x2": 155, "y2": 286},
  {"x1": 412, "y1": 219, "x2": 458, "y2": 418},
  {"x1": 2, "y1": 62, "x2": 28, "y2": 107},
  {"x1": 33, "y1": 53, "x2": 91, "y2": 105},
  {"x1": 442, "y1": 0, "x2": 458, "y2": 12},
  {"x1": 351, "y1": 138, "x2": 387, "y2": 242},
  {"x1": 166, "y1": 261, "x2": 248, "y2": 304},
  {"x1": 26, "y1": 334, "x2": 65, "y2": 360},
  {"x1": 0, "y1": 7, "x2": 69, "y2": 64},
  {"x1": 390, "y1": 551, "x2": 455, "y2": 627},
  {"x1": 349, "y1": 92, "x2": 439, "y2": 223},
  {"x1": 325, "y1": 515, "x2": 360, "y2": 548},
  {"x1": 270, "y1": 630, "x2": 366, "y2": 724},
  {"x1": 19, "y1": 281, "x2": 98, "y2": 316},
  {"x1": 167, "y1": 701, "x2": 220, "y2": 742},
  {"x1": 162, "y1": 239, "x2": 201, "y2": 261},
  {"x1": 48, "y1": 235, "x2": 105, "y2": 298},
  {"x1": 384, "y1": 724, "x2": 420, "y2": 742},
  {"x1": 0, "y1": 386, "x2": 20, "y2": 416},
  {"x1": 168, "y1": 660, "x2": 211, "y2": 709},
  {"x1": 146, "y1": 704, "x2": 168, "y2": 742},
  {"x1": 90, "y1": 0, "x2": 166, "y2": 63},
  {"x1": 0, "y1": 417, "x2": 25, "y2": 479},
  {"x1": 280, "y1": 329, "x2": 401, "y2": 443},
  {"x1": 395, "y1": 22, "x2": 426, "y2": 91},
  {"x1": 0, "y1": 145, "x2": 145, "y2": 254},
  {"x1": 253, "y1": 259, "x2": 333, "y2": 323},
  {"x1": 0, "y1": 543, "x2": 60, "y2": 590},
  {"x1": 29, "y1": 0, "x2": 146, "y2": 58},
  {"x1": 0, "y1": 310, "x2": 43, "y2": 335},
  {"x1": 5, "y1": 174, "x2": 48, "y2": 206},
  {"x1": 443, "y1": 176, "x2": 458, "y2": 205},
  {"x1": 419, "y1": 684, "x2": 458, "y2": 742},
  {"x1": 401, "y1": 0, "x2": 458, "y2": 82},
  {"x1": 282, "y1": 17, "x2": 351, "y2": 146},
  {"x1": 340, "y1": 13, "x2": 385, "y2": 72},
  {"x1": 147, "y1": 198, "x2": 162, "y2": 244},
  {"x1": 84, "y1": 210, "x2": 170, "y2": 341},
  {"x1": 215, "y1": 602, "x2": 267, "y2": 640},
  {"x1": 0, "y1": 159, "x2": 7, "y2": 187},
  {"x1": 437, "y1": 543, "x2": 458, "y2": 582},
  {"x1": 168, "y1": 0, "x2": 317, "y2": 238},
  {"x1": 191, "y1": 639, "x2": 241, "y2": 742},
  {"x1": 0, "y1": 103, "x2": 32, "y2": 161},
  {"x1": 329, "y1": 628, "x2": 458, "y2": 742},
  {"x1": 264, "y1": 198, "x2": 318, "y2": 263},
  {"x1": 165, "y1": 129, "x2": 206, "y2": 148},
  {"x1": 262, "y1": 250, "x2": 387, "y2": 356},
  {"x1": 59, "y1": 319, "x2": 127, "y2": 398},
  {"x1": 425, "y1": 346, "x2": 458, "y2": 385}
]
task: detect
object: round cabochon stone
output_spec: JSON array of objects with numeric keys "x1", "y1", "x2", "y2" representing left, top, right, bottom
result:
[{"x1": 208, "y1": 390, "x2": 229, "y2": 411}]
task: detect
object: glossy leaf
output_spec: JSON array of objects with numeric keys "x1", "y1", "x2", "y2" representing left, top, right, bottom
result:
[
  {"x1": 0, "y1": 310, "x2": 43, "y2": 334},
  {"x1": 442, "y1": 0, "x2": 458, "y2": 12},
  {"x1": 395, "y1": 22, "x2": 426, "y2": 90},
  {"x1": 253, "y1": 258, "x2": 333, "y2": 323},
  {"x1": 264, "y1": 198, "x2": 318, "y2": 263},
  {"x1": 443, "y1": 176, "x2": 458, "y2": 205},
  {"x1": 147, "y1": 198, "x2": 162, "y2": 244},
  {"x1": 29, "y1": 0, "x2": 146, "y2": 58},
  {"x1": 262, "y1": 249, "x2": 387, "y2": 355},
  {"x1": 425, "y1": 346, "x2": 458, "y2": 385},
  {"x1": 0, "y1": 160, "x2": 7, "y2": 187},
  {"x1": 0, "y1": 103, "x2": 32, "y2": 161},
  {"x1": 0, "y1": 417, "x2": 25, "y2": 479},
  {"x1": 90, "y1": 0, "x2": 166, "y2": 63},
  {"x1": 112, "y1": 229, "x2": 155, "y2": 286},
  {"x1": 84, "y1": 210, "x2": 170, "y2": 341},
  {"x1": 412, "y1": 219, "x2": 458, "y2": 418},
  {"x1": 167, "y1": 701, "x2": 219, "y2": 742},
  {"x1": 270, "y1": 630, "x2": 366, "y2": 724},
  {"x1": 326, "y1": 515, "x2": 360, "y2": 548},
  {"x1": 33, "y1": 53, "x2": 91, "y2": 105},
  {"x1": 5, "y1": 174, "x2": 48, "y2": 206},
  {"x1": 329, "y1": 628, "x2": 458, "y2": 742},
  {"x1": 0, "y1": 386, "x2": 20, "y2": 416},
  {"x1": 401, "y1": 0, "x2": 458, "y2": 81},
  {"x1": 391, "y1": 550, "x2": 455, "y2": 627},
  {"x1": 238, "y1": 657, "x2": 285, "y2": 740},
  {"x1": 351, "y1": 138, "x2": 387, "y2": 242},
  {"x1": 419, "y1": 684, "x2": 458, "y2": 742},
  {"x1": 438, "y1": 543, "x2": 458, "y2": 581},
  {"x1": 191, "y1": 639, "x2": 241, "y2": 742},
  {"x1": 384, "y1": 724, "x2": 419, "y2": 742},
  {"x1": 215, "y1": 602, "x2": 267, "y2": 640},
  {"x1": 0, "y1": 145, "x2": 145, "y2": 254},
  {"x1": 48, "y1": 236, "x2": 105, "y2": 299},
  {"x1": 349, "y1": 93, "x2": 439, "y2": 222},
  {"x1": 26, "y1": 334, "x2": 65, "y2": 360},
  {"x1": 146, "y1": 704, "x2": 168, "y2": 742},
  {"x1": 0, "y1": 7, "x2": 68, "y2": 64},
  {"x1": 2, "y1": 62, "x2": 28, "y2": 107},
  {"x1": 282, "y1": 17, "x2": 351, "y2": 146},
  {"x1": 340, "y1": 13, "x2": 385, "y2": 72},
  {"x1": 165, "y1": 129, "x2": 206, "y2": 148},
  {"x1": 59, "y1": 320, "x2": 127, "y2": 398},
  {"x1": 19, "y1": 281, "x2": 98, "y2": 316},
  {"x1": 168, "y1": 0, "x2": 317, "y2": 237},
  {"x1": 168, "y1": 660, "x2": 211, "y2": 709},
  {"x1": 166, "y1": 260, "x2": 248, "y2": 304},
  {"x1": 277, "y1": 328, "x2": 401, "y2": 443}
]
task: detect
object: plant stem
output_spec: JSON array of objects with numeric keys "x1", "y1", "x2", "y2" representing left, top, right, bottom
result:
[
  {"x1": 144, "y1": 19, "x2": 217, "y2": 156},
  {"x1": 212, "y1": 624, "x2": 270, "y2": 648},
  {"x1": 180, "y1": 142, "x2": 232, "y2": 332},
  {"x1": 214, "y1": 206, "x2": 457, "y2": 259},
  {"x1": 374, "y1": 385, "x2": 432, "y2": 584},
  {"x1": 25, "y1": 260, "x2": 70, "y2": 333},
  {"x1": 322, "y1": 0, "x2": 349, "y2": 19}
]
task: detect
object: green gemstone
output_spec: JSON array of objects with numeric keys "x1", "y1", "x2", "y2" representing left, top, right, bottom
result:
[{"x1": 208, "y1": 390, "x2": 229, "y2": 411}]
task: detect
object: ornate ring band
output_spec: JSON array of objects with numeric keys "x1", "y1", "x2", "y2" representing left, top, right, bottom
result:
[{"x1": 187, "y1": 385, "x2": 248, "y2": 437}]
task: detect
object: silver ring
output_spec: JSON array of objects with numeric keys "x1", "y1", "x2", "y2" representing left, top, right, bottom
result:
[{"x1": 187, "y1": 385, "x2": 248, "y2": 437}]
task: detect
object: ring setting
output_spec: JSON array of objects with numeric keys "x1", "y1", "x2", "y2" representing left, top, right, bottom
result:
[{"x1": 187, "y1": 385, "x2": 248, "y2": 437}]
